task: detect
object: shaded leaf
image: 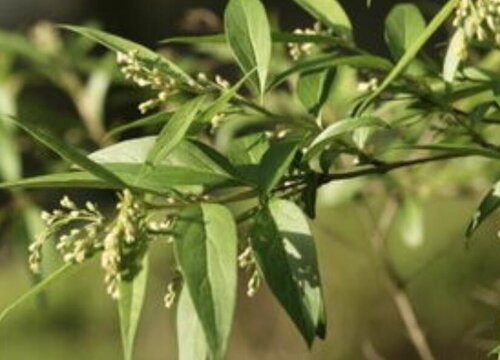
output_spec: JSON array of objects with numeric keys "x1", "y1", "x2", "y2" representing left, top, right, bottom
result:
[{"x1": 385, "y1": 4, "x2": 426, "y2": 60}]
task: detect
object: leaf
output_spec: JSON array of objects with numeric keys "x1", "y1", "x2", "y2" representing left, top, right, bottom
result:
[
  {"x1": 305, "y1": 117, "x2": 387, "y2": 160},
  {"x1": 292, "y1": 0, "x2": 352, "y2": 36},
  {"x1": 61, "y1": 25, "x2": 193, "y2": 84},
  {"x1": 359, "y1": 0, "x2": 460, "y2": 112},
  {"x1": 467, "y1": 181, "x2": 500, "y2": 238},
  {"x1": 119, "y1": 255, "x2": 149, "y2": 360},
  {"x1": 6, "y1": 116, "x2": 125, "y2": 187},
  {"x1": 0, "y1": 263, "x2": 74, "y2": 325},
  {"x1": 177, "y1": 288, "x2": 209, "y2": 360},
  {"x1": 297, "y1": 69, "x2": 336, "y2": 116},
  {"x1": 224, "y1": 0, "x2": 272, "y2": 95},
  {"x1": 195, "y1": 70, "x2": 255, "y2": 126},
  {"x1": 161, "y1": 31, "x2": 345, "y2": 46},
  {"x1": 90, "y1": 137, "x2": 239, "y2": 181},
  {"x1": 146, "y1": 97, "x2": 206, "y2": 167},
  {"x1": 106, "y1": 111, "x2": 173, "y2": 139},
  {"x1": 268, "y1": 54, "x2": 393, "y2": 90},
  {"x1": 173, "y1": 204, "x2": 238, "y2": 359},
  {"x1": 385, "y1": 4, "x2": 427, "y2": 61},
  {"x1": 258, "y1": 140, "x2": 300, "y2": 195},
  {"x1": 443, "y1": 28, "x2": 466, "y2": 83},
  {"x1": 250, "y1": 199, "x2": 326, "y2": 346}
]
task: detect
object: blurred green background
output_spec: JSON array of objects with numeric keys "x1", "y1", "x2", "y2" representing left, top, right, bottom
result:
[{"x1": 1, "y1": 0, "x2": 500, "y2": 359}]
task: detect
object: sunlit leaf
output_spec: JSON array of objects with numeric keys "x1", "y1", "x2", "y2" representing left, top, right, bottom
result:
[
  {"x1": 173, "y1": 204, "x2": 238, "y2": 359},
  {"x1": 292, "y1": 0, "x2": 352, "y2": 36},
  {"x1": 177, "y1": 288, "x2": 209, "y2": 360},
  {"x1": 119, "y1": 255, "x2": 149, "y2": 360},
  {"x1": 250, "y1": 199, "x2": 326, "y2": 346},
  {"x1": 224, "y1": 0, "x2": 271, "y2": 95}
]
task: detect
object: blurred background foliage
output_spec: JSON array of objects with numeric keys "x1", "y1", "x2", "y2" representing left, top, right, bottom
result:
[{"x1": 0, "y1": 0, "x2": 500, "y2": 359}]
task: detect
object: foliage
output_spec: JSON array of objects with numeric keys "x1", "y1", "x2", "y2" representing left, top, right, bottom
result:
[{"x1": 1, "y1": 0, "x2": 500, "y2": 359}]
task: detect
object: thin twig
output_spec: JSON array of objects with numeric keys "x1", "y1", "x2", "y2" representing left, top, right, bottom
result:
[{"x1": 358, "y1": 197, "x2": 436, "y2": 360}]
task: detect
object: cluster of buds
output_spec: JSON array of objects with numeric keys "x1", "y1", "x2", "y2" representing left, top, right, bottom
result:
[
  {"x1": 238, "y1": 246, "x2": 261, "y2": 297},
  {"x1": 357, "y1": 77, "x2": 379, "y2": 93},
  {"x1": 29, "y1": 191, "x2": 153, "y2": 301},
  {"x1": 453, "y1": 0, "x2": 500, "y2": 45},
  {"x1": 29, "y1": 196, "x2": 104, "y2": 274},
  {"x1": 116, "y1": 50, "x2": 179, "y2": 114},
  {"x1": 101, "y1": 189, "x2": 149, "y2": 299},
  {"x1": 287, "y1": 23, "x2": 323, "y2": 61}
]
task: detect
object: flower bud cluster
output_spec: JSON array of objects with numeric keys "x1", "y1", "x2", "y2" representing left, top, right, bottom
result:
[
  {"x1": 453, "y1": 0, "x2": 500, "y2": 45},
  {"x1": 101, "y1": 189, "x2": 149, "y2": 299},
  {"x1": 287, "y1": 23, "x2": 323, "y2": 61},
  {"x1": 238, "y1": 246, "x2": 261, "y2": 297},
  {"x1": 29, "y1": 191, "x2": 153, "y2": 301},
  {"x1": 117, "y1": 50, "x2": 181, "y2": 114},
  {"x1": 28, "y1": 196, "x2": 104, "y2": 274}
]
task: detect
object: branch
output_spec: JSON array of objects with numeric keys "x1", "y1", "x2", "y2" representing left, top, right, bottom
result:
[{"x1": 318, "y1": 153, "x2": 473, "y2": 186}]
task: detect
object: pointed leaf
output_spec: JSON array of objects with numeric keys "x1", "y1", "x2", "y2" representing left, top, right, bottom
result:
[
  {"x1": 443, "y1": 28, "x2": 466, "y2": 83},
  {"x1": 173, "y1": 204, "x2": 238, "y2": 359},
  {"x1": 6, "y1": 116, "x2": 125, "y2": 187},
  {"x1": 146, "y1": 97, "x2": 207, "y2": 167},
  {"x1": 292, "y1": 0, "x2": 352, "y2": 36},
  {"x1": 385, "y1": 4, "x2": 427, "y2": 60},
  {"x1": 250, "y1": 199, "x2": 326, "y2": 345},
  {"x1": 119, "y1": 255, "x2": 149, "y2": 360},
  {"x1": 258, "y1": 140, "x2": 300, "y2": 195},
  {"x1": 177, "y1": 288, "x2": 209, "y2": 360},
  {"x1": 224, "y1": 0, "x2": 271, "y2": 95},
  {"x1": 61, "y1": 25, "x2": 193, "y2": 84},
  {"x1": 467, "y1": 181, "x2": 500, "y2": 238},
  {"x1": 305, "y1": 117, "x2": 387, "y2": 160}
]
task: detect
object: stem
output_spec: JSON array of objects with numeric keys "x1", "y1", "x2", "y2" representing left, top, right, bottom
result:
[
  {"x1": 318, "y1": 153, "x2": 473, "y2": 186},
  {"x1": 358, "y1": 198, "x2": 435, "y2": 360}
]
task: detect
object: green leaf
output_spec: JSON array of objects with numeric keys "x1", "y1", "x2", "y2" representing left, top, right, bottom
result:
[
  {"x1": 292, "y1": 0, "x2": 352, "y2": 36},
  {"x1": 90, "y1": 137, "x2": 239, "y2": 182},
  {"x1": 268, "y1": 55, "x2": 392, "y2": 90},
  {"x1": 146, "y1": 97, "x2": 207, "y2": 167},
  {"x1": 6, "y1": 116, "x2": 125, "y2": 187},
  {"x1": 119, "y1": 255, "x2": 149, "y2": 360},
  {"x1": 224, "y1": 0, "x2": 272, "y2": 95},
  {"x1": 467, "y1": 181, "x2": 500, "y2": 238},
  {"x1": 443, "y1": 28, "x2": 466, "y2": 83},
  {"x1": 258, "y1": 140, "x2": 300, "y2": 195},
  {"x1": 405, "y1": 144, "x2": 500, "y2": 160},
  {"x1": 385, "y1": 4, "x2": 427, "y2": 61},
  {"x1": 177, "y1": 288, "x2": 209, "y2": 360},
  {"x1": 250, "y1": 199, "x2": 326, "y2": 346},
  {"x1": 106, "y1": 112, "x2": 173, "y2": 139},
  {"x1": 305, "y1": 117, "x2": 387, "y2": 160},
  {"x1": 61, "y1": 25, "x2": 193, "y2": 85},
  {"x1": 161, "y1": 32, "x2": 345, "y2": 46},
  {"x1": 0, "y1": 263, "x2": 74, "y2": 325},
  {"x1": 195, "y1": 70, "x2": 255, "y2": 127},
  {"x1": 173, "y1": 204, "x2": 238, "y2": 359},
  {"x1": 360, "y1": 0, "x2": 460, "y2": 112},
  {"x1": 297, "y1": 69, "x2": 335, "y2": 116}
]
